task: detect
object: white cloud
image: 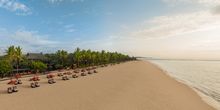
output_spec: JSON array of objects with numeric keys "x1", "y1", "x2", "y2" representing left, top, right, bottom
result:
[
  {"x1": 128, "y1": 10, "x2": 220, "y2": 39},
  {"x1": 162, "y1": 0, "x2": 220, "y2": 5},
  {"x1": 132, "y1": 0, "x2": 220, "y2": 38},
  {"x1": 48, "y1": 0, "x2": 84, "y2": 3},
  {"x1": 64, "y1": 24, "x2": 74, "y2": 28},
  {"x1": 0, "y1": 28, "x2": 60, "y2": 53},
  {"x1": 66, "y1": 28, "x2": 76, "y2": 32},
  {"x1": 11, "y1": 30, "x2": 58, "y2": 46},
  {"x1": 122, "y1": 0, "x2": 220, "y2": 40},
  {"x1": 61, "y1": 12, "x2": 75, "y2": 18},
  {"x1": 0, "y1": 0, "x2": 31, "y2": 15},
  {"x1": 64, "y1": 24, "x2": 76, "y2": 33},
  {"x1": 106, "y1": 7, "x2": 220, "y2": 58}
]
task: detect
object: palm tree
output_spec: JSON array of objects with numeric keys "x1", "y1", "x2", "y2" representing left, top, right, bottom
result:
[
  {"x1": 15, "y1": 46, "x2": 23, "y2": 73},
  {"x1": 56, "y1": 50, "x2": 68, "y2": 68},
  {"x1": 6, "y1": 46, "x2": 23, "y2": 74},
  {"x1": 73, "y1": 48, "x2": 82, "y2": 67},
  {"x1": 85, "y1": 49, "x2": 92, "y2": 66},
  {"x1": 91, "y1": 51, "x2": 97, "y2": 65},
  {"x1": 6, "y1": 46, "x2": 16, "y2": 62}
]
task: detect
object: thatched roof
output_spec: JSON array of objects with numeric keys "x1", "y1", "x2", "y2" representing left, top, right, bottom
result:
[{"x1": 26, "y1": 53, "x2": 47, "y2": 61}]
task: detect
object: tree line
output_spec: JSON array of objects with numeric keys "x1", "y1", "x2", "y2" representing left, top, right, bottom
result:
[{"x1": 0, "y1": 46, "x2": 136, "y2": 78}]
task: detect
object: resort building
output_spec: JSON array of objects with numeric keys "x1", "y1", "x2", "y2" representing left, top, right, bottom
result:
[{"x1": 26, "y1": 53, "x2": 47, "y2": 62}]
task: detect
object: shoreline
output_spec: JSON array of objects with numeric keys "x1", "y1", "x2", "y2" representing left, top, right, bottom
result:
[
  {"x1": 147, "y1": 60, "x2": 220, "y2": 110},
  {"x1": 0, "y1": 61, "x2": 216, "y2": 110}
]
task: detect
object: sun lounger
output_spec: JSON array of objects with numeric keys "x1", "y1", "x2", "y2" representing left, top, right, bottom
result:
[
  {"x1": 62, "y1": 76, "x2": 69, "y2": 80},
  {"x1": 72, "y1": 74, "x2": 79, "y2": 78},
  {"x1": 7, "y1": 86, "x2": 18, "y2": 93},
  {"x1": 48, "y1": 78, "x2": 56, "y2": 84},
  {"x1": 81, "y1": 72, "x2": 87, "y2": 76},
  {"x1": 31, "y1": 82, "x2": 40, "y2": 88}
]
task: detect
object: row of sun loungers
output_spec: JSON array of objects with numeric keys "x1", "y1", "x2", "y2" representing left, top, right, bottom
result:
[{"x1": 6, "y1": 66, "x2": 99, "y2": 94}]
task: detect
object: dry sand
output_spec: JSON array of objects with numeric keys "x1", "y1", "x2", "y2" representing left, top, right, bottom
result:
[{"x1": 0, "y1": 61, "x2": 216, "y2": 110}]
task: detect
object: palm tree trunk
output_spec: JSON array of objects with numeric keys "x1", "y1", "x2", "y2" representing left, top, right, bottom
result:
[{"x1": 16, "y1": 60, "x2": 19, "y2": 74}]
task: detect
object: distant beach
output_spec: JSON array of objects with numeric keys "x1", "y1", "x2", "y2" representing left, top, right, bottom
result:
[{"x1": 0, "y1": 61, "x2": 215, "y2": 110}]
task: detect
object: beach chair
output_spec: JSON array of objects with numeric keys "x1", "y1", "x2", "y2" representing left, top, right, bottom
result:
[
  {"x1": 31, "y1": 82, "x2": 40, "y2": 88},
  {"x1": 81, "y1": 69, "x2": 86, "y2": 72},
  {"x1": 7, "y1": 87, "x2": 13, "y2": 94},
  {"x1": 93, "y1": 70, "x2": 98, "y2": 73},
  {"x1": 74, "y1": 70, "x2": 79, "y2": 73},
  {"x1": 62, "y1": 76, "x2": 69, "y2": 80},
  {"x1": 7, "y1": 79, "x2": 19, "y2": 94},
  {"x1": 57, "y1": 73, "x2": 63, "y2": 77},
  {"x1": 81, "y1": 72, "x2": 87, "y2": 76},
  {"x1": 12, "y1": 86, "x2": 18, "y2": 92},
  {"x1": 35, "y1": 82, "x2": 40, "y2": 87},
  {"x1": 48, "y1": 78, "x2": 56, "y2": 84},
  {"x1": 7, "y1": 86, "x2": 18, "y2": 93},
  {"x1": 72, "y1": 74, "x2": 79, "y2": 78},
  {"x1": 17, "y1": 79, "x2": 22, "y2": 84},
  {"x1": 30, "y1": 82, "x2": 35, "y2": 88},
  {"x1": 66, "y1": 72, "x2": 72, "y2": 75},
  {"x1": 92, "y1": 66, "x2": 97, "y2": 69},
  {"x1": 86, "y1": 68, "x2": 91, "y2": 71},
  {"x1": 87, "y1": 71, "x2": 92, "y2": 74}
]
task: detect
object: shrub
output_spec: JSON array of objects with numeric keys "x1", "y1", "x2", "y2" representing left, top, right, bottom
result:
[
  {"x1": 0, "y1": 59, "x2": 13, "y2": 78},
  {"x1": 30, "y1": 61, "x2": 47, "y2": 73}
]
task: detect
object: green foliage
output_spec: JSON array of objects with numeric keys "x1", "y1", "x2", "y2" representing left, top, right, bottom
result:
[
  {"x1": 56, "y1": 50, "x2": 68, "y2": 68},
  {"x1": 30, "y1": 61, "x2": 47, "y2": 73},
  {"x1": 71, "y1": 47, "x2": 134, "y2": 67},
  {"x1": 1, "y1": 45, "x2": 135, "y2": 76},
  {"x1": 45, "y1": 47, "x2": 134, "y2": 69},
  {"x1": 54, "y1": 64, "x2": 63, "y2": 69},
  {"x1": 0, "y1": 59, "x2": 13, "y2": 77},
  {"x1": 6, "y1": 45, "x2": 23, "y2": 70},
  {"x1": 73, "y1": 47, "x2": 82, "y2": 67},
  {"x1": 45, "y1": 53, "x2": 58, "y2": 70},
  {"x1": 19, "y1": 57, "x2": 30, "y2": 69}
]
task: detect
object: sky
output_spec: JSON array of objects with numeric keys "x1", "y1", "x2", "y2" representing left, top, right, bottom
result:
[{"x1": 1, "y1": 0, "x2": 220, "y2": 59}]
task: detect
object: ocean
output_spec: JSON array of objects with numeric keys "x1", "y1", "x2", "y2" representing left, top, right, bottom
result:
[{"x1": 148, "y1": 60, "x2": 220, "y2": 110}]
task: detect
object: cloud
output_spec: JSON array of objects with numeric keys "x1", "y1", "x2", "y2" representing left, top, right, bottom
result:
[
  {"x1": 212, "y1": 5, "x2": 220, "y2": 14},
  {"x1": 61, "y1": 12, "x2": 75, "y2": 18},
  {"x1": 64, "y1": 24, "x2": 76, "y2": 33},
  {"x1": 0, "y1": 28, "x2": 60, "y2": 53},
  {"x1": 127, "y1": 10, "x2": 220, "y2": 39},
  {"x1": 0, "y1": 0, "x2": 31, "y2": 15},
  {"x1": 11, "y1": 29, "x2": 58, "y2": 46},
  {"x1": 126, "y1": 0, "x2": 220, "y2": 39},
  {"x1": 162, "y1": 0, "x2": 220, "y2": 6},
  {"x1": 64, "y1": 24, "x2": 74, "y2": 28},
  {"x1": 66, "y1": 28, "x2": 76, "y2": 32},
  {"x1": 48, "y1": 0, "x2": 84, "y2": 3},
  {"x1": 105, "y1": 7, "x2": 220, "y2": 57}
]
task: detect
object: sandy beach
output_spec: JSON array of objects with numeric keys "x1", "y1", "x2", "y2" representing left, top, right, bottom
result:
[{"x1": 0, "y1": 61, "x2": 215, "y2": 110}]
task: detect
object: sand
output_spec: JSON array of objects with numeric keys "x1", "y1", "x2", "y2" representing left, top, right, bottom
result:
[{"x1": 0, "y1": 61, "x2": 215, "y2": 110}]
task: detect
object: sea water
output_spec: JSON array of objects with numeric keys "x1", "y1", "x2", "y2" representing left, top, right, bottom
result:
[{"x1": 148, "y1": 60, "x2": 220, "y2": 110}]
